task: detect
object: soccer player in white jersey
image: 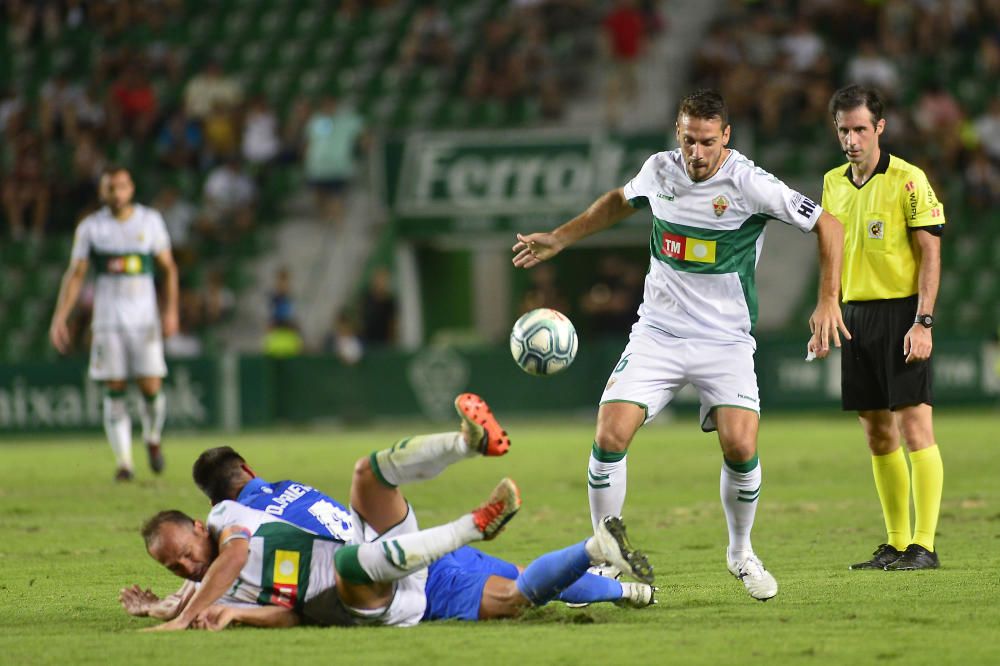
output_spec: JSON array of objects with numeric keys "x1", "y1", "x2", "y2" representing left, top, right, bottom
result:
[
  {"x1": 513, "y1": 89, "x2": 850, "y2": 601},
  {"x1": 49, "y1": 166, "x2": 179, "y2": 481}
]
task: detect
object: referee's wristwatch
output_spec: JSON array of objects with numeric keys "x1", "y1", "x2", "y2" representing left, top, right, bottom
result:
[{"x1": 915, "y1": 313, "x2": 934, "y2": 328}]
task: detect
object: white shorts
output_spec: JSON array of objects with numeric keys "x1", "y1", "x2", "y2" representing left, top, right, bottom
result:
[
  {"x1": 343, "y1": 504, "x2": 428, "y2": 627},
  {"x1": 89, "y1": 326, "x2": 167, "y2": 381},
  {"x1": 600, "y1": 325, "x2": 760, "y2": 432}
]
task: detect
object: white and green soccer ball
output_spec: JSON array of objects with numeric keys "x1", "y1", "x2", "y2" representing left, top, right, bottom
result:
[{"x1": 510, "y1": 308, "x2": 578, "y2": 376}]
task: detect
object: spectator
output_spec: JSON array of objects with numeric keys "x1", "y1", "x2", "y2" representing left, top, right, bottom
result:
[
  {"x1": 269, "y1": 267, "x2": 295, "y2": 326},
  {"x1": 693, "y1": 23, "x2": 741, "y2": 86},
  {"x1": 242, "y1": 95, "x2": 281, "y2": 168},
  {"x1": 974, "y1": 35, "x2": 1000, "y2": 80},
  {"x1": 464, "y1": 19, "x2": 523, "y2": 103},
  {"x1": 201, "y1": 157, "x2": 256, "y2": 241},
  {"x1": 323, "y1": 311, "x2": 364, "y2": 365},
  {"x1": 519, "y1": 263, "x2": 571, "y2": 315},
  {"x1": 845, "y1": 40, "x2": 900, "y2": 99},
  {"x1": 152, "y1": 184, "x2": 198, "y2": 264},
  {"x1": 167, "y1": 288, "x2": 205, "y2": 359},
  {"x1": 2, "y1": 131, "x2": 51, "y2": 241},
  {"x1": 579, "y1": 255, "x2": 642, "y2": 338},
  {"x1": 913, "y1": 82, "x2": 964, "y2": 166},
  {"x1": 303, "y1": 95, "x2": 366, "y2": 223},
  {"x1": 965, "y1": 149, "x2": 1000, "y2": 213},
  {"x1": 202, "y1": 269, "x2": 235, "y2": 326},
  {"x1": 64, "y1": 128, "x2": 106, "y2": 222},
  {"x1": 281, "y1": 97, "x2": 313, "y2": 161},
  {"x1": 0, "y1": 87, "x2": 27, "y2": 136},
  {"x1": 972, "y1": 98, "x2": 1000, "y2": 162},
  {"x1": 360, "y1": 267, "x2": 397, "y2": 347},
  {"x1": 739, "y1": 11, "x2": 778, "y2": 69},
  {"x1": 108, "y1": 64, "x2": 158, "y2": 140},
  {"x1": 263, "y1": 319, "x2": 304, "y2": 358},
  {"x1": 155, "y1": 110, "x2": 203, "y2": 169},
  {"x1": 401, "y1": 2, "x2": 454, "y2": 69},
  {"x1": 39, "y1": 69, "x2": 83, "y2": 139},
  {"x1": 202, "y1": 100, "x2": 240, "y2": 164},
  {"x1": 65, "y1": 83, "x2": 108, "y2": 139},
  {"x1": 780, "y1": 17, "x2": 825, "y2": 73},
  {"x1": 183, "y1": 60, "x2": 243, "y2": 122}
]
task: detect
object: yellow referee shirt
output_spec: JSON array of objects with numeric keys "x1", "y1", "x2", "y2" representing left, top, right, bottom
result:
[{"x1": 822, "y1": 151, "x2": 945, "y2": 302}]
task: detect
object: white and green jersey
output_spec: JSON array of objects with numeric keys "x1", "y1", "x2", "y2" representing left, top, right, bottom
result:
[
  {"x1": 623, "y1": 148, "x2": 821, "y2": 345},
  {"x1": 70, "y1": 204, "x2": 170, "y2": 331},
  {"x1": 207, "y1": 500, "x2": 341, "y2": 612}
]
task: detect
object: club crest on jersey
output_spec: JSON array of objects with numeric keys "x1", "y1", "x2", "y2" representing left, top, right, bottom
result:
[
  {"x1": 712, "y1": 195, "x2": 729, "y2": 217},
  {"x1": 867, "y1": 219, "x2": 885, "y2": 240}
]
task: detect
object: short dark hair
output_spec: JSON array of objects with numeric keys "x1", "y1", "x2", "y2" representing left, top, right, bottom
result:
[
  {"x1": 829, "y1": 85, "x2": 885, "y2": 125},
  {"x1": 677, "y1": 89, "x2": 728, "y2": 127},
  {"x1": 101, "y1": 164, "x2": 131, "y2": 178},
  {"x1": 192, "y1": 446, "x2": 247, "y2": 505},
  {"x1": 141, "y1": 510, "x2": 194, "y2": 548}
]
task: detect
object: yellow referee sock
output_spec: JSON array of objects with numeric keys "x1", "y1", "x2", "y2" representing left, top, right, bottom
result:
[
  {"x1": 910, "y1": 444, "x2": 943, "y2": 552},
  {"x1": 872, "y1": 448, "x2": 911, "y2": 551}
]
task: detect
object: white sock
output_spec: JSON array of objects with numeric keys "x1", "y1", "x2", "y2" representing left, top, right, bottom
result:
[
  {"x1": 588, "y1": 444, "x2": 628, "y2": 533},
  {"x1": 357, "y1": 514, "x2": 480, "y2": 581},
  {"x1": 372, "y1": 432, "x2": 473, "y2": 486},
  {"x1": 104, "y1": 392, "x2": 133, "y2": 471},
  {"x1": 139, "y1": 391, "x2": 166, "y2": 444},
  {"x1": 720, "y1": 456, "x2": 762, "y2": 562}
]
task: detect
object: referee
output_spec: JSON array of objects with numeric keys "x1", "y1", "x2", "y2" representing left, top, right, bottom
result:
[{"x1": 821, "y1": 85, "x2": 944, "y2": 571}]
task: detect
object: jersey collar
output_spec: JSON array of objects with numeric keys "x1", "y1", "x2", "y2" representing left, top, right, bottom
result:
[
  {"x1": 843, "y1": 150, "x2": 890, "y2": 190},
  {"x1": 237, "y1": 477, "x2": 270, "y2": 503}
]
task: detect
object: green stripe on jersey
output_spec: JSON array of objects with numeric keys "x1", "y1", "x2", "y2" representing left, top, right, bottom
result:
[
  {"x1": 90, "y1": 251, "x2": 154, "y2": 276},
  {"x1": 647, "y1": 215, "x2": 769, "y2": 328},
  {"x1": 255, "y1": 521, "x2": 327, "y2": 610}
]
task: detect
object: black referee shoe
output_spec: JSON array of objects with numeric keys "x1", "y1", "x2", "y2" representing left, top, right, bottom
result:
[
  {"x1": 884, "y1": 544, "x2": 939, "y2": 571},
  {"x1": 849, "y1": 544, "x2": 902, "y2": 570}
]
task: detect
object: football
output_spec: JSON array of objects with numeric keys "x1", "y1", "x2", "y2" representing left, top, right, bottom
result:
[{"x1": 509, "y1": 308, "x2": 578, "y2": 376}]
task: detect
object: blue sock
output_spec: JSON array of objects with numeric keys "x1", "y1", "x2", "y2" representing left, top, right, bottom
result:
[
  {"x1": 556, "y1": 572, "x2": 624, "y2": 605},
  {"x1": 515, "y1": 540, "x2": 593, "y2": 606}
]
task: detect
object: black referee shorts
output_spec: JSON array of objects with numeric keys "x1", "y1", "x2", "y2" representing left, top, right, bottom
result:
[{"x1": 841, "y1": 295, "x2": 933, "y2": 411}]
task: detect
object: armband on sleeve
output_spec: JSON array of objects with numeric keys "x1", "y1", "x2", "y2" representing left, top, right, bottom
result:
[{"x1": 220, "y1": 527, "x2": 252, "y2": 547}]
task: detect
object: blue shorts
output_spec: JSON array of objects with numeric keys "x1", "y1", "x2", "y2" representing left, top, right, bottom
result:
[{"x1": 422, "y1": 546, "x2": 519, "y2": 621}]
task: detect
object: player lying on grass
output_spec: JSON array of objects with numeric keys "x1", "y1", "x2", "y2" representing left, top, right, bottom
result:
[{"x1": 123, "y1": 394, "x2": 655, "y2": 630}]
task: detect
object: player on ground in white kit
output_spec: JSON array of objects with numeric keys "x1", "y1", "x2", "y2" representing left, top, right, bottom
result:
[
  {"x1": 49, "y1": 166, "x2": 179, "y2": 481},
  {"x1": 134, "y1": 394, "x2": 653, "y2": 631},
  {"x1": 513, "y1": 89, "x2": 850, "y2": 601}
]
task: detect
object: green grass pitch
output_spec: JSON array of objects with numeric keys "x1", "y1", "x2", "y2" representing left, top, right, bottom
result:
[{"x1": 1, "y1": 410, "x2": 998, "y2": 665}]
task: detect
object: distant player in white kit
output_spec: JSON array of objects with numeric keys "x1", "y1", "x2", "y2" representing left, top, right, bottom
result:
[
  {"x1": 513, "y1": 90, "x2": 850, "y2": 601},
  {"x1": 49, "y1": 166, "x2": 179, "y2": 481}
]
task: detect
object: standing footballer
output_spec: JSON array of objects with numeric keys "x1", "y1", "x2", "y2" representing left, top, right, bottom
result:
[
  {"x1": 49, "y1": 166, "x2": 179, "y2": 481},
  {"x1": 822, "y1": 85, "x2": 944, "y2": 571},
  {"x1": 514, "y1": 89, "x2": 849, "y2": 601}
]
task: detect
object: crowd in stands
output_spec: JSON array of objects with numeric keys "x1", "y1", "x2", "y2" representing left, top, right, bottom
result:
[
  {"x1": 691, "y1": 0, "x2": 1000, "y2": 216},
  {"x1": 1, "y1": 0, "x2": 672, "y2": 360}
]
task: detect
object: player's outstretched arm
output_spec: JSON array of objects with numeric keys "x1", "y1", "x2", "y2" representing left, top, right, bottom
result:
[
  {"x1": 49, "y1": 259, "x2": 88, "y2": 354},
  {"x1": 512, "y1": 189, "x2": 636, "y2": 269},
  {"x1": 192, "y1": 604, "x2": 301, "y2": 631},
  {"x1": 807, "y1": 211, "x2": 851, "y2": 359},
  {"x1": 143, "y1": 528, "x2": 250, "y2": 632},
  {"x1": 155, "y1": 249, "x2": 180, "y2": 338},
  {"x1": 120, "y1": 580, "x2": 196, "y2": 619}
]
